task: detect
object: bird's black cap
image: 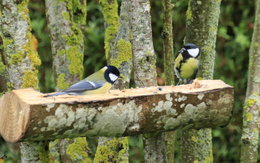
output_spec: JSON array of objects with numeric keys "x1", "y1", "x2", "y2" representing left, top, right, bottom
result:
[
  {"x1": 105, "y1": 65, "x2": 121, "y2": 84},
  {"x1": 184, "y1": 43, "x2": 198, "y2": 49}
]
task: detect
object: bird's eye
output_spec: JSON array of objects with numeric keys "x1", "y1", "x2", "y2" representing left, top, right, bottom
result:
[{"x1": 109, "y1": 73, "x2": 118, "y2": 82}]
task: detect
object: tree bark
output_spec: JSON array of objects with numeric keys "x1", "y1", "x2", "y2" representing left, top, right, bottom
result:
[
  {"x1": 94, "y1": 137, "x2": 128, "y2": 163},
  {"x1": 99, "y1": 0, "x2": 119, "y2": 61},
  {"x1": 162, "y1": 0, "x2": 176, "y2": 162},
  {"x1": 0, "y1": 0, "x2": 41, "y2": 90},
  {"x1": 130, "y1": 0, "x2": 157, "y2": 88},
  {"x1": 240, "y1": 0, "x2": 260, "y2": 162},
  {"x1": 20, "y1": 142, "x2": 49, "y2": 163},
  {"x1": 129, "y1": 0, "x2": 165, "y2": 162},
  {"x1": 45, "y1": 0, "x2": 86, "y2": 91},
  {"x1": 45, "y1": 1, "x2": 90, "y2": 162},
  {"x1": 0, "y1": 80, "x2": 234, "y2": 143},
  {"x1": 163, "y1": 0, "x2": 175, "y2": 86},
  {"x1": 109, "y1": 0, "x2": 133, "y2": 89},
  {"x1": 181, "y1": 0, "x2": 221, "y2": 162},
  {"x1": 0, "y1": 0, "x2": 43, "y2": 162},
  {"x1": 95, "y1": 0, "x2": 131, "y2": 162}
]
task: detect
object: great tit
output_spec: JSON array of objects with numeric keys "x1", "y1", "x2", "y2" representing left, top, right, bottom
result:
[
  {"x1": 174, "y1": 43, "x2": 200, "y2": 84},
  {"x1": 44, "y1": 65, "x2": 120, "y2": 97}
]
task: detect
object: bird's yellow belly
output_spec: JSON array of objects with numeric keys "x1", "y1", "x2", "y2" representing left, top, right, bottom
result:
[
  {"x1": 180, "y1": 58, "x2": 199, "y2": 79},
  {"x1": 83, "y1": 83, "x2": 112, "y2": 95}
]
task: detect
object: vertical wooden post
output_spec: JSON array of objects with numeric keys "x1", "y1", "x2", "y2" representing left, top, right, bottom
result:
[
  {"x1": 0, "y1": 0, "x2": 43, "y2": 162},
  {"x1": 95, "y1": 0, "x2": 130, "y2": 162},
  {"x1": 163, "y1": 0, "x2": 176, "y2": 162},
  {"x1": 129, "y1": 0, "x2": 166, "y2": 162},
  {"x1": 181, "y1": 0, "x2": 221, "y2": 162},
  {"x1": 241, "y1": 0, "x2": 260, "y2": 162},
  {"x1": 45, "y1": 0, "x2": 91, "y2": 162}
]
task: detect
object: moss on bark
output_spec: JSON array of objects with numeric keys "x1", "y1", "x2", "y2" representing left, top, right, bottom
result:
[
  {"x1": 128, "y1": 0, "x2": 166, "y2": 162},
  {"x1": 99, "y1": 0, "x2": 119, "y2": 61},
  {"x1": 45, "y1": 0, "x2": 86, "y2": 90},
  {"x1": 94, "y1": 137, "x2": 128, "y2": 163},
  {"x1": 181, "y1": 0, "x2": 221, "y2": 162},
  {"x1": 95, "y1": 1, "x2": 131, "y2": 162},
  {"x1": 45, "y1": 0, "x2": 91, "y2": 162},
  {"x1": 162, "y1": 0, "x2": 176, "y2": 162},
  {"x1": 1, "y1": 0, "x2": 44, "y2": 161},
  {"x1": 240, "y1": 0, "x2": 260, "y2": 161},
  {"x1": 163, "y1": 0, "x2": 174, "y2": 86}
]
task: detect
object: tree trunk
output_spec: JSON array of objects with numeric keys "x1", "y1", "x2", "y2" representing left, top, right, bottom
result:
[
  {"x1": 0, "y1": 0, "x2": 43, "y2": 162},
  {"x1": 109, "y1": 0, "x2": 133, "y2": 89},
  {"x1": 163, "y1": 0, "x2": 174, "y2": 86},
  {"x1": 45, "y1": 0, "x2": 91, "y2": 162},
  {"x1": 95, "y1": 0, "x2": 130, "y2": 162},
  {"x1": 45, "y1": 0, "x2": 86, "y2": 90},
  {"x1": 240, "y1": 0, "x2": 260, "y2": 162},
  {"x1": 162, "y1": 0, "x2": 176, "y2": 162},
  {"x1": 128, "y1": 0, "x2": 166, "y2": 162},
  {"x1": 99, "y1": 0, "x2": 119, "y2": 61},
  {"x1": 181, "y1": 0, "x2": 221, "y2": 162},
  {"x1": 130, "y1": 0, "x2": 157, "y2": 88},
  {"x1": 94, "y1": 137, "x2": 128, "y2": 163},
  {"x1": 0, "y1": 0, "x2": 41, "y2": 89}
]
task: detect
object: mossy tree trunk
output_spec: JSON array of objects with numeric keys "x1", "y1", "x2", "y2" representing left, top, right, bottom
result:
[
  {"x1": 240, "y1": 0, "x2": 260, "y2": 162},
  {"x1": 94, "y1": 0, "x2": 131, "y2": 162},
  {"x1": 162, "y1": 0, "x2": 175, "y2": 162},
  {"x1": 45, "y1": 0, "x2": 86, "y2": 90},
  {"x1": 109, "y1": 0, "x2": 133, "y2": 89},
  {"x1": 0, "y1": 0, "x2": 41, "y2": 90},
  {"x1": 129, "y1": 0, "x2": 165, "y2": 162},
  {"x1": 99, "y1": 0, "x2": 119, "y2": 62},
  {"x1": 0, "y1": 0, "x2": 43, "y2": 162},
  {"x1": 163, "y1": 0, "x2": 175, "y2": 86},
  {"x1": 181, "y1": 0, "x2": 221, "y2": 162},
  {"x1": 45, "y1": 0, "x2": 92, "y2": 162}
]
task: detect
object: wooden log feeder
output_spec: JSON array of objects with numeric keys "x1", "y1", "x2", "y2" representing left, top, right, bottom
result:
[{"x1": 0, "y1": 80, "x2": 234, "y2": 143}]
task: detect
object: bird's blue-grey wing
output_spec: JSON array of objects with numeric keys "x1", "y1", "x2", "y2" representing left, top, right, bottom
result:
[{"x1": 64, "y1": 80, "x2": 105, "y2": 93}]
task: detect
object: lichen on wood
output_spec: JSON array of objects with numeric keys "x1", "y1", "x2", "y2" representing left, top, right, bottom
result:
[
  {"x1": 109, "y1": 0, "x2": 133, "y2": 89},
  {"x1": 0, "y1": 0, "x2": 41, "y2": 90},
  {"x1": 181, "y1": 0, "x2": 222, "y2": 162},
  {"x1": 162, "y1": 0, "x2": 176, "y2": 162},
  {"x1": 240, "y1": 0, "x2": 260, "y2": 161},
  {"x1": 98, "y1": 1, "x2": 131, "y2": 162},
  {"x1": 94, "y1": 137, "x2": 128, "y2": 163},
  {"x1": 45, "y1": 0, "x2": 86, "y2": 90},
  {"x1": 45, "y1": 0, "x2": 88, "y2": 162},
  {"x1": 20, "y1": 142, "x2": 49, "y2": 163},
  {"x1": 129, "y1": 0, "x2": 157, "y2": 88},
  {"x1": 185, "y1": 0, "x2": 221, "y2": 80},
  {"x1": 128, "y1": 0, "x2": 163, "y2": 162},
  {"x1": 0, "y1": 0, "x2": 43, "y2": 161},
  {"x1": 62, "y1": 137, "x2": 92, "y2": 162},
  {"x1": 0, "y1": 80, "x2": 234, "y2": 144},
  {"x1": 99, "y1": 0, "x2": 119, "y2": 61},
  {"x1": 163, "y1": 0, "x2": 175, "y2": 86}
]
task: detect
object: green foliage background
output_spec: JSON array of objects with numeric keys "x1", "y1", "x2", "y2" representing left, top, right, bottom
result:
[{"x1": 1, "y1": 0, "x2": 259, "y2": 162}]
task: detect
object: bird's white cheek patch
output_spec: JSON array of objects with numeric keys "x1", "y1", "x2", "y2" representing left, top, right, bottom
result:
[
  {"x1": 109, "y1": 73, "x2": 118, "y2": 82},
  {"x1": 188, "y1": 48, "x2": 199, "y2": 57}
]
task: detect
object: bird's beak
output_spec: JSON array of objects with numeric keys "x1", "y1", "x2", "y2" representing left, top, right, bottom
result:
[
  {"x1": 118, "y1": 75, "x2": 125, "y2": 80},
  {"x1": 179, "y1": 48, "x2": 185, "y2": 54}
]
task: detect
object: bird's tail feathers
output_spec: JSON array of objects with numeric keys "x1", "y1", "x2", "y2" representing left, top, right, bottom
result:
[{"x1": 44, "y1": 92, "x2": 67, "y2": 97}]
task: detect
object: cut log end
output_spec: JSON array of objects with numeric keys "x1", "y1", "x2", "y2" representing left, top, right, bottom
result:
[
  {"x1": 0, "y1": 91, "x2": 30, "y2": 143},
  {"x1": 0, "y1": 80, "x2": 233, "y2": 143}
]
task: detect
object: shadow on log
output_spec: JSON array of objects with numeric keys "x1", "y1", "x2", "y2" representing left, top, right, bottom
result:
[{"x1": 0, "y1": 80, "x2": 234, "y2": 143}]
